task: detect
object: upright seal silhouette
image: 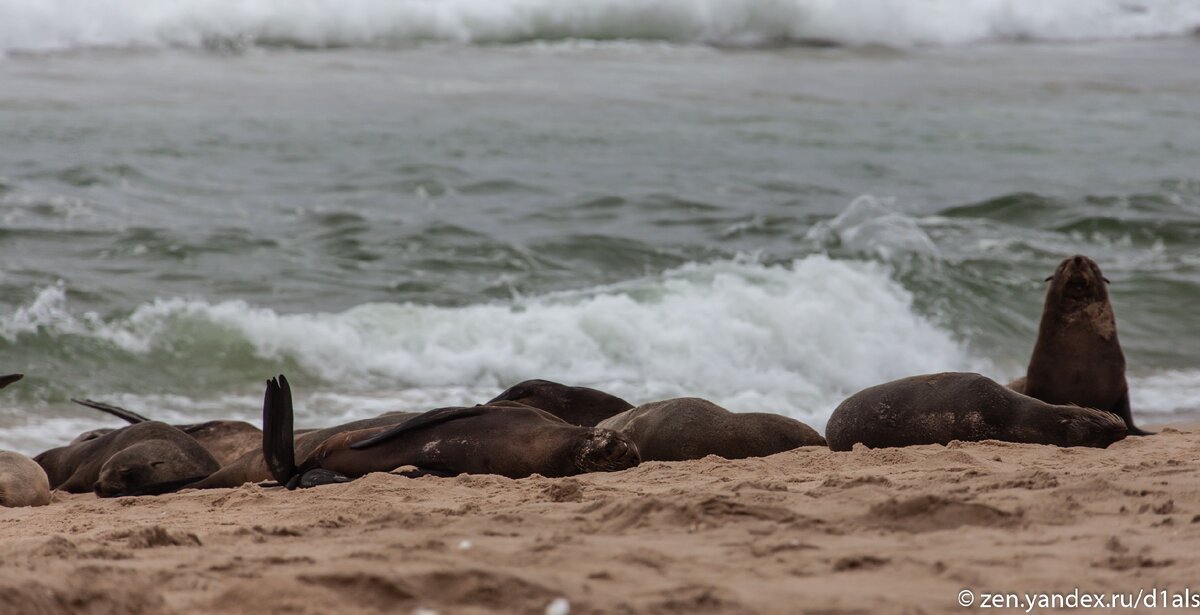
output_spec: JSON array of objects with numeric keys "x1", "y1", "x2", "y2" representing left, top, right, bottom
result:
[{"x1": 1009, "y1": 254, "x2": 1150, "y2": 435}]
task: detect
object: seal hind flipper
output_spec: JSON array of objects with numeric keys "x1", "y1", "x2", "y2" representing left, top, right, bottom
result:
[
  {"x1": 0, "y1": 374, "x2": 23, "y2": 389},
  {"x1": 262, "y1": 375, "x2": 297, "y2": 486},
  {"x1": 1114, "y1": 391, "x2": 1153, "y2": 436},
  {"x1": 71, "y1": 399, "x2": 152, "y2": 424},
  {"x1": 347, "y1": 406, "x2": 491, "y2": 450}
]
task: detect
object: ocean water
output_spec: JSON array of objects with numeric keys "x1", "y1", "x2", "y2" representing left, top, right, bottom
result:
[{"x1": 2, "y1": 0, "x2": 1199, "y2": 454}]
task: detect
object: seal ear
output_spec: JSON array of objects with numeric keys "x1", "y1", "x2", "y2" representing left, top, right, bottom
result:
[
  {"x1": 1043, "y1": 276, "x2": 1053, "y2": 282},
  {"x1": 1102, "y1": 277, "x2": 1111, "y2": 284}
]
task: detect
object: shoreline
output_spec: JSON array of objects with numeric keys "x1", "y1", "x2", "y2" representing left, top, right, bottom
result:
[{"x1": 3, "y1": 427, "x2": 1198, "y2": 613}]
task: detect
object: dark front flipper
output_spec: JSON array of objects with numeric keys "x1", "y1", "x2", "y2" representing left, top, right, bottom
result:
[
  {"x1": 348, "y1": 406, "x2": 489, "y2": 450},
  {"x1": 0, "y1": 374, "x2": 23, "y2": 389},
  {"x1": 71, "y1": 398, "x2": 152, "y2": 424},
  {"x1": 1114, "y1": 391, "x2": 1153, "y2": 436},
  {"x1": 263, "y1": 375, "x2": 297, "y2": 485},
  {"x1": 287, "y1": 468, "x2": 352, "y2": 489}
]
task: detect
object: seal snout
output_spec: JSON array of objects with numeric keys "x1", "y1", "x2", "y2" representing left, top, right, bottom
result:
[{"x1": 579, "y1": 429, "x2": 640, "y2": 472}]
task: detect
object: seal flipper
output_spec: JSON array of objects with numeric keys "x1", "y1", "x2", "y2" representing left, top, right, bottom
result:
[
  {"x1": 1114, "y1": 391, "x2": 1152, "y2": 436},
  {"x1": 0, "y1": 374, "x2": 23, "y2": 389},
  {"x1": 262, "y1": 375, "x2": 297, "y2": 486},
  {"x1": 348, "y1": 406, "x2": 490, "y2": 450},
  {"x1": 120, "y1": 475, "x2": 214, "y2": 497},
  {"x1": 71, "y1": 399, "x2": 152, "y2": 424}
]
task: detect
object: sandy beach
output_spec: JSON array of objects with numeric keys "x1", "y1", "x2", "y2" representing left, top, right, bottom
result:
[{"x1": 3, "y1": 425, "x2": 1197, "y2": 614}]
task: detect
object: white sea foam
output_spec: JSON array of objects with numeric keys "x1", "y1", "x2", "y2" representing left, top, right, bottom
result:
[
  {"x1": 3, "y1": 256, "x2": 1194, "y2": 454},
  {"x1": 0, "y1": 257, "x2": 988, "y2": 452},
  {"x1": 0, "y1": 0, "x2": 1197, "y2": 55}
]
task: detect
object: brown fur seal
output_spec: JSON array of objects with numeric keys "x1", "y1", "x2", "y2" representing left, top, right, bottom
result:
[
  {"x1": 34, "y1": 422, "x2": 221, "y2": 497},
  {"x1": 186, "y1": 411, "x2": 418, "y2": 489},
  {"x1": 487, "y1": 379, "x2": 634, "y2": 426},
  {"x1": 826, "y1": 372, "x2": 1128, "y2": 452},
  {"x1": 597, "y1": 398, "x2": 825, "y2": 461},
  {"x1": 262, "y1": 375, "x2": 640, "y2": 488},
  {"x1": 1009, "y1": 255, "x2": 1149, "y2": 435},
  {"x1": 0, "y1": 451, "x2": 51, "y2": 507},
  {"x1": 69, "y1": 399, "x2": 262, "y2": 465}
]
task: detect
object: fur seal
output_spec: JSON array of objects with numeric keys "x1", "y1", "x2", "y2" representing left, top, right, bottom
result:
[
  {"x1": 0, "y1": 374, "x2": 23, "y2": 389},
  {"x1": 262, "y1": 375, "x2": 640, "y2": 488},
  {"x1": 1009, "y1": 254, "x2": 1150, "y2": 435},
  {"x1": 826, "y1": 372, "x2": 1128, "y2": 452},
  {"x1": 0, "y1": 451, "x2": 51, "y2": 507},
  {"x1": 597, "y1": 398, "x2": 825, "y2": 461},
  {"x1": 185, "y1": 411, "x2": 418, "y2": 489},
  {"x1": 68, "y1": 399, "x2": 262, "y2": 465},
  {"x1": 34, "y1": 422, "x2": 221, "y2": 497},
  {"x1": 487, "y1": 379, "x2": 634, "y2": 426}
]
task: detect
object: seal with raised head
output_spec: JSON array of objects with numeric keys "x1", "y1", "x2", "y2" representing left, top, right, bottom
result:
[
  {"x1": 34, "y1": 422, "x2": 221, "y2": 497},
  {"x1": 1009, "y1": 254, "x2": 1149, "y2": 435},
  {"x1": 262, "y1": 375, "x2": 640, "y2": 488},
  {"x1": 597, "y1": 398, "x2": 825, "y2": 461},
  {"x1": 487, "y1": 379, "x2": 634, "y2": 426},
  {"x1": 0, "y1": 451, "x2": 51, "y2": 508},
  {"x1": 68, "y1": 399, "x2": 263, "y2": 464},
  {"x1": 826, "y1": 372, "x2": 1128, "y2": 452}
]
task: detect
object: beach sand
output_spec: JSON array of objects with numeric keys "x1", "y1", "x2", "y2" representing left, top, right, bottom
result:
[{"x1": 2, "y1": 426, "x2": 1198, "y2": 614}]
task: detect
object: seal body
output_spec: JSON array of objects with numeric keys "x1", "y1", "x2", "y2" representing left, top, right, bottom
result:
[
  {"x1": 487, "y1": 379, "x2": 634, "y2": 426},
  {"x1": 68, "y1": 399, "x2": 263, "y2": 463},
  {"x1": 0, "y1": 451, "x2": 51, "y2": 507},
  {"x1": 826, "y1": 372, "x2": 1128, "y2": 451},
  {"x1": 34, "y1": 422, "x2": 221, "y2": 497},
  {"x1": 187, "y1": 412, "x2": 417, "y2": 489},
  {"x1": 597, "y1": 398, "x2": 825, "y2": 461},
  {"x1": 262, "y1": 376, "x2": 640, "y2": 488},
  {"x1": 1013, "y1": 254, "x2": 1148, "y2": 434}
]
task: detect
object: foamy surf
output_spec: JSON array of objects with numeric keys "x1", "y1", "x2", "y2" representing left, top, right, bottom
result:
[
  {"x1": 1, "y1": 0, "x2": 1198, "y2": 55},
  {"x1": 1, "y1": 256, "x2": 990, "y2": 453}
]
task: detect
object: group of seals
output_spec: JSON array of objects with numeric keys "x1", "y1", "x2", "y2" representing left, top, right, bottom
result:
[
  {"x1": 827, "y1": 255, "x2": 1147, "y2": 451},
  {"x1": 263, "y1": 376, "x2": 641, "y2": 488},
  {"x1": 1, "y1": 255, "x2": 1153, "y2": 499}
]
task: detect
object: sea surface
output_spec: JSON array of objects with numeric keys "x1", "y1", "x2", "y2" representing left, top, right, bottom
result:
[{"x1": 2, "y1": 0, "x2": 1199, "y2": 454}]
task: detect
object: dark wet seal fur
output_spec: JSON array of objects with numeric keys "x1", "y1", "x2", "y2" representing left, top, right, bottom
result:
[
  {"x1": 0, "y1": 374, "x2": 23, "y2": 389},
  {"x1": 1009, "y1": 254, "x2": 1150, "y2": 435},
  {"x1": 597, "y1": 397, "x2": 826, "y2": 461},
  {"x1": 68, "y1": 399, "x2": 263, "y2": 465},
  {"x1": 263, "y1": 375, "x2": 641, "y2": 489},
  {"x1": 34, "y1": 422, "x2": 221, "y2": 497},
  {"x1": 487, "y1": 379, "x2": 634, "y2": 427},
  {"x1": 826, "y1": 372, "x2": 1128, "y2": 452}
]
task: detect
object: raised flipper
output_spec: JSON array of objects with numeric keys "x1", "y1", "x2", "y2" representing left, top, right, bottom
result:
[
  {"x1": 348, "y1": 406, "x2": 490, "y2": 450},
  {"x1": 0, "y1": 374, "x2": 23, "y2": 389},
  {"x1": 1114, "y1": 391, "x2": 1153, "y2": 436},
  {"x1": 71, "y1": 399, "x2": 151, "y2": 424},
  {"x1": 262, "y1": 375, "x2": 297, "y2": 486}
]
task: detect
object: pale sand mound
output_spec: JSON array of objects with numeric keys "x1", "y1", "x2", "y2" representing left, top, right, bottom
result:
[{"x1": 3, "y1": 427, "x2": 1199, "y2": 614}]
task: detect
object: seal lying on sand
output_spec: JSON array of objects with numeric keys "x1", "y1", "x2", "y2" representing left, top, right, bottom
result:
[
  {"x1": 263, "y1": 375, "x2": 640, "y2": 488},
  {"x1": 69, "y1": 399, "x2": 262, "y2": 465},
  {"x1": 487, "y1": 379, "x2": 634, "y2": 426},
  {"x1": 34, "y1": 422, "x2": 221, "y2": 497},
  {"x1": 1009, "y1": 254, "x2": 1150, "y2": 435},
  {"x1": 826, "y1": 372, "x2": 1128, "y2": 452},
  {"x1": 597, "y1": 398, "x2": 825, "y2": 461},
  {"x1": 0, "y1": 451, "x2": 51, "y2": 507},
  {"x1": 186, "y1": 411, "x2": 418, "y2": 489}
]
